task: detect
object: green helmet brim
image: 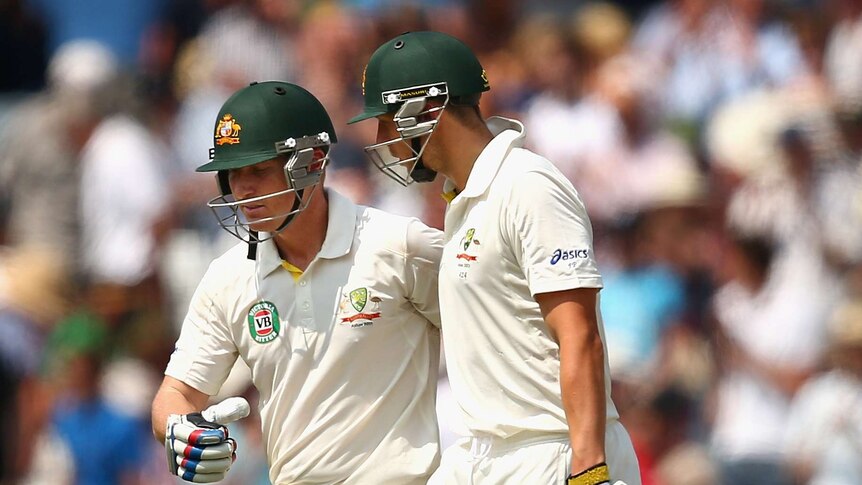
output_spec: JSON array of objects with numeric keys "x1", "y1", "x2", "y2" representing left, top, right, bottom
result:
[
  {"x1": 196, "y1": 152, "x2": 276, "y2": 172},
  {"x1": 347, "y1": 107, "x2": 388, "y2": 124}
]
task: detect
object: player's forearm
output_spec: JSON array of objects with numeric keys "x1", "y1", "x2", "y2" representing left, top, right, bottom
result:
[
  {"x1": 560, "y1": 329, "x2": 607, "y2": 473},
  {"x1": 151, "y1": 378, "x2": 209, "y2": 442}
]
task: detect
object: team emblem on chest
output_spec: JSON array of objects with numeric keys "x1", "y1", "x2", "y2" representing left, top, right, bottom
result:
[
  {"x1": 338, "y1": 287, "x2": 382, "y2": 328},
  {"x1": 454, "y1": 228, "x2": 481, "y2": 280},
  {"x1": 456, "y1": 228, "x2": 480, "y2": 262},
  {"x1": 247, "y1": 301, "x2": 280, "y2": 343}
]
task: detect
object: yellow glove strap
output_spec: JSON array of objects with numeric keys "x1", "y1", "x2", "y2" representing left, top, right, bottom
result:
[{"x1": 567, "y1": 463, "x2": 610, "y2": 485}]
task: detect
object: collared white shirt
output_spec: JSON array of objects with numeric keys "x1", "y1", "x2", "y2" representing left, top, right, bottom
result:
[
  {"x1": 166, "y1": 190, "x2": 443, "y2": 484},
  {"x1": 439, "y1": 117, "x2": 619, "y2": 439}
]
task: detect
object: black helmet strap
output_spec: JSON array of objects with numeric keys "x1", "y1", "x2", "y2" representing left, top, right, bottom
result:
[{"x1": 410, "y1": 137, "x2": 437, "y2": 183}]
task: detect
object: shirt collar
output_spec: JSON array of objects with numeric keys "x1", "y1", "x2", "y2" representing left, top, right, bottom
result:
[
  {"x1": 257, "y1": 188, "x2": 356, "y2": 278},
  {"x1": 443, "y1": 116, "x2": 526, "y2": 201}
]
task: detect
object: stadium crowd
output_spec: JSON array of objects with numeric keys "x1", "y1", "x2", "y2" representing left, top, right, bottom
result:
[{"x1": 0, "y1": 0, "x2": 861, "y2": 484}]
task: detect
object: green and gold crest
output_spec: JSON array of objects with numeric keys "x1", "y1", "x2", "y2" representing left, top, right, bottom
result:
[
  {"x1": 463, "y1": 228, "x2": 475, "y2": 251},
  {"x1": 349, "y1": 288, "x2": 368, "y2": 312}
]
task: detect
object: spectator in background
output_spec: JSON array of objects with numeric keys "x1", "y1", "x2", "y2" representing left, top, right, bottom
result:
[
  {"x1": 624, "y1": 386, "x2": 717, "y2": 485},
  {"x1": 784, "y1": 300, "x2": 862, "y2": 485},
  {"x1": 709, "y1": 231, "x2": 833, "y2": 485},
  {"x1": 633, "y1": 0, "x2": 716, "y2": 124},
  {"x1": 778, "y1": 120, "x2": 862, "y2": 269},
  {"x1": 25, "y1": 0, "x2": 166, "y2": 62},
  {"x1": 41, "y1": 313, "x2": 147, "y2": 485},
  {"x1": 824, "y1": 0, "x2": 862, "y2": 110},
  {"x1": 0, "y1": 246, "x2": 69, "y2": 484},
  {"x1": 575, "y1": 54, "x2": 700, "y2": 225},
  {"x1": 600, "y1": 213, "x2": 686, "y2": 385},
  {"x1": 0, "y1": 40, "x2": 117, "y2": 274},
  {"x1": 74, "y1": 41, "x2": 174, "y2": 331},
  {"x1": 635, "y1": 0, "x2": 806, "y2": 127},
  {"x1": 171, "y1": 0, "x2": 301, "y2": 177},
  {"x1": 521, "y1": 11, "x2": 621, "y2": 190},
  {"x1": 294, "y1": 1, "x2": 377, "y2": 207}
]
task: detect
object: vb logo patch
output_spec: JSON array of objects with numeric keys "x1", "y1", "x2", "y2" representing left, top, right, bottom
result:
[
  {"x1": 338, "y1": 287, "x2": 382, "y2": 327},
  {"x1": 247, "y1": 301, "x2": 280, "y2": 343}
]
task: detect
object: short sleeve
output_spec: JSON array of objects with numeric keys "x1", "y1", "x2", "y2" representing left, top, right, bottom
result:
[
  {"x1": 405, "y1": 219, "x2": 444, "y2": 327},
  {"x1": 165, "y1": 264, "x2": 239, "y2": 396},
  {"x1": 504, "y1": 169, "x2": 603, "y2": 296}
]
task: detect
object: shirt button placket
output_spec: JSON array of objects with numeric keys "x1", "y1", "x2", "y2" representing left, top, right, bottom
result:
[{"x1": 296, "y1": 277, "x2": 314, "y2": 329}]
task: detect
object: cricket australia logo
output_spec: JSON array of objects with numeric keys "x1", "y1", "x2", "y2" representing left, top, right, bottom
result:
[
  {"x1": 456, "y1": 228, "x2": 480, "y2": 262},
  {"x1": 339, "y1": 287, "x2": 382, "y2": 328},
  {"x1": 215, "y1": 114, "x2": 242, "y2": 145},
  {"x1": 247, "y1": 301, "x2": 280, "y2": 343}
]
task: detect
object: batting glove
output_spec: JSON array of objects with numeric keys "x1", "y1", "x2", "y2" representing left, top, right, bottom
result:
[{"x1": 166, "y1": 397, "x2": 250, "y2": 483}]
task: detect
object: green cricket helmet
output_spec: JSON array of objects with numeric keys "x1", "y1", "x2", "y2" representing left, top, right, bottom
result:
[
  {"x1": 348, "y1": 31, "x2": 490, "y2": 185},
  {"x1": 199, "y1": 81, "x2": 337, "y2": 243}
]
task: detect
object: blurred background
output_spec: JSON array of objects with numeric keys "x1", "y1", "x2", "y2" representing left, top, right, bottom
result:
[{"x1": 0, "y1": 0, "x2": 861, "y2": 484}]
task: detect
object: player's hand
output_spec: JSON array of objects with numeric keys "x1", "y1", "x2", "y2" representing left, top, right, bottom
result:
[
  {"x1": 566, "y1": 462, "x2": 612, "y2": 485},
  {"x1": 165, "y1": 397, "x2": 250, "y2": 483}
]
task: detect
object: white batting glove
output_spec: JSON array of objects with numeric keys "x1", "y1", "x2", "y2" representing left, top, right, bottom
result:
[{"x1": 165, "y1": 397, "x2": 250, "y2": 483}]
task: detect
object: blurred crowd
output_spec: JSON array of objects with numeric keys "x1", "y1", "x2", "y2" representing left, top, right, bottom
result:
[{"x1": 0, "y1": 0, "x2": 861, "y2": 484}]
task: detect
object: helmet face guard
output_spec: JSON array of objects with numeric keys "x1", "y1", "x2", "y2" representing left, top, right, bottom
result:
[
  {"x1": 363, "y1": 83, "x2": 448, "y2": 186},
  {"x1": 206, "y1": 132, "x2": 331, "y2": 243}
]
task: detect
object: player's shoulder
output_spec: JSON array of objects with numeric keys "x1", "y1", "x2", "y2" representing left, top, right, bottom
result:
[
  {"x1": 499, "y1": 147, "x2": 568, "y2": 188},
  {"x1": 356, "y1": 204, "x2": 440, "y2": 257},
  {"x1": 212, "y1": 240, "x2": 254, "y2": 264},
  {"x1": 202, "y1": 242, "x2": 256, "y2": 285},
  {"x1": 496, "y1": 147, "x2": 579, "y2": 199}
]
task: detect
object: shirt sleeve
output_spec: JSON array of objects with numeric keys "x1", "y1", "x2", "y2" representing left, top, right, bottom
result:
[
  {"x1": 504, "y1": 168, "x2": 603, "y2": 296},
  {"x1": 165, "y1": 264, "x2": 239, "y2": 396},
  {"x1": 405, "y1": 219, "x2": 444, "y2": 327}
]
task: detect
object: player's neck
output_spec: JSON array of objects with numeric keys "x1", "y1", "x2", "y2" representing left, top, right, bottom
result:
[
  {"x1": 273, "y1": 189, "x2": 328, "y2": 271},
  {"x1": 438, "y1": 121, "x2": 493, "y2": 192}
]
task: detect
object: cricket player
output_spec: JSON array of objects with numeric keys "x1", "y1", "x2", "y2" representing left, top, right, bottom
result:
[
  {"x1": 349, "y1": 32, "x2": 641, "y2": 485},
  {"x1": 151, "y1": 81, "x2": 443, "y2": 484}
]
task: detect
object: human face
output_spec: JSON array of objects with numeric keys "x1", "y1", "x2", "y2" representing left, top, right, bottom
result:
[
  {"x1": 375, "y1": 113, "x2": 414, "y2": 160},
  {"x1": 227, "y1": 158, "x2": 297, "y2": 232},
  {"x1": 368, "y1": 107, "x2": 441, "y2": 185}
]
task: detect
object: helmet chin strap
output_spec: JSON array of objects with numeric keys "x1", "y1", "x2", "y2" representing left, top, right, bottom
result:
[
  {"x1": 409, "y1": 138, "x2": 437, "y2": 183},
  {"x1": 247, "y1": 189, "x2": 304, "y2": 261}
]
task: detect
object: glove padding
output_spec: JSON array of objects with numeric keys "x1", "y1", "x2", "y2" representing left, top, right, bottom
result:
[
  {"x1": 566, "y1": 462, "x2": 614, "y2": 485},
  {"x1": 166, "y1": 412, "x2": 236, "y2": 483}
]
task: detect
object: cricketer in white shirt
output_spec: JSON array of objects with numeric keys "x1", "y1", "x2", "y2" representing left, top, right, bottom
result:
[
  {"x1": 166, "y1": 190, "x2": 443, "y2": 484},
  {"x1": 432, "y1": 117, "x2": 641, "y2": 484}
]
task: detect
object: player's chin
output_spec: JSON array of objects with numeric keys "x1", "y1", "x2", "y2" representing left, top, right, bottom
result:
[{"x1": 247, "y1": 219, "x2": 281, "y2": 233}]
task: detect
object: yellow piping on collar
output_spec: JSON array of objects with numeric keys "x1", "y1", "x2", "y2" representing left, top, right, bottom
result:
[{"x1": 281, "y1": 261, "x2": 303, "y2": 282}]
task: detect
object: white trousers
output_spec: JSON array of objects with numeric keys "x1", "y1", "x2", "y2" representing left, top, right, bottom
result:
[{"x1": 428, "y1": 420, "x2": 641, "y2": 485}]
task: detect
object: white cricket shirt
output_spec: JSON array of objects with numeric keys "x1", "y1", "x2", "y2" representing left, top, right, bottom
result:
[
  {"x1": 166, "y1": 190, "x2": 443, "y2": 484},
  {"x1": 438, "y1": 117, "x2": 619, "y2": 439}
]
